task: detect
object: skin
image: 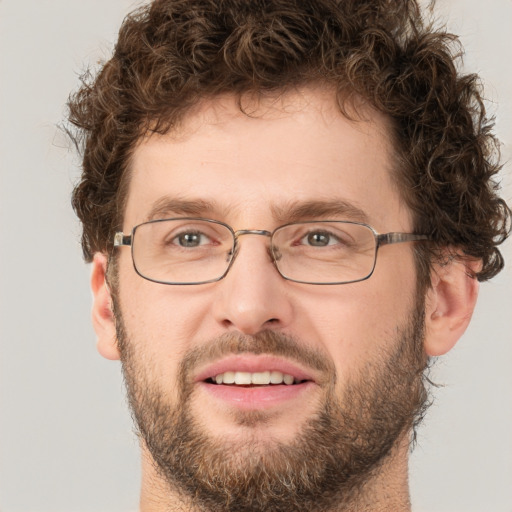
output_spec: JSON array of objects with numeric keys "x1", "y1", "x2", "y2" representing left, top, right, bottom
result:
[{"x1": 91, "y1": 87, "x2": 480, "y2": 511}]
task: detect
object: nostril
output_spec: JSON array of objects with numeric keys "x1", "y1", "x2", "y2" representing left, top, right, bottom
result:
[{"x1": 221, "y1": 318, "x2": 234, "y2": 329}]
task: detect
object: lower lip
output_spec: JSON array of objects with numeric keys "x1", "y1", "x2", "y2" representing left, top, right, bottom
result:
[{"x1": 198, "y1": 381, "x2": 315, "y2": 410}]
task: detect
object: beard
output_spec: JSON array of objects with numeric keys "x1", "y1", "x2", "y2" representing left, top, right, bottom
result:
[{"x1": 114, "y1": 295, "x2": 430, "y2": 512}]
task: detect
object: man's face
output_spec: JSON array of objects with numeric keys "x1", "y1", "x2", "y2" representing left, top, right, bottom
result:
[{"x1": 111, "y1": 88, "x2": 429, "y2": 510}]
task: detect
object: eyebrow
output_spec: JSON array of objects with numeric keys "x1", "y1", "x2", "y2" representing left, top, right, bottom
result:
[
  {"x1": 144, "y1": 196, "x2": 370, "y2": 225},
  {"x1": 145, "y1": 197, "x2": 223, "y2": 222},
  {"x1": 271, "y1": 199, "x2": 370, "y2": 224}
]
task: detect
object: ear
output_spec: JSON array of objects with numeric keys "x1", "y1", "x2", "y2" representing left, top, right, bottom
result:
[
  {"x1": 91, "y1": 253, "x2": 120, "y2": 361},
  {"x1": 423, "y1": 255, "x2": 480, "y2": 356}
]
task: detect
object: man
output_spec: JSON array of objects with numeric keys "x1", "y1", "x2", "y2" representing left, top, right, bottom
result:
[{"x1": 68, "y1": 0, "x2": 510, "y2": 510}]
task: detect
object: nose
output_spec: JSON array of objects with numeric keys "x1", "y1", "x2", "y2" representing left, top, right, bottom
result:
[{"x1": 212, "y1": 232, "x2": 294, "y2": 335}]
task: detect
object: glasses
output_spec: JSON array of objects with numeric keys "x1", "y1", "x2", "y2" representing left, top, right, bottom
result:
[{"x1": 113, "y1": 218, "x2": 429, "y2": 285}]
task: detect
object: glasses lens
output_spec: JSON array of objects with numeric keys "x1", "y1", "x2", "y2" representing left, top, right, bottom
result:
[
  {"x1": 272, "y1": 222, "x2": 377, "y2": 284},
  {"x1": 132, "y1": 219, "x2": 234, "y2": 284}
]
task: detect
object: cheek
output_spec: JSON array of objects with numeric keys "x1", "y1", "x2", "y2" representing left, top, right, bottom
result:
[
  {"x1": 294, "y1": 251, "x2": 418, "y2": 377},
  {"x1": 115, "y1": 259, "x2": 208, "y2": 385}
]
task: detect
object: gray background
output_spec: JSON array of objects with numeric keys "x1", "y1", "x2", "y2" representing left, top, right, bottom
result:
[{"x1": 0, "y1": 1, "x2": 510, "y2": 511}]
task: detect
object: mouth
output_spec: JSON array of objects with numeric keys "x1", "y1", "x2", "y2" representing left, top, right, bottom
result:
[
  {"x1": 196, "y1": 354, "x2": 315, "y2": 386},
  {"x1": 206, "y1": 370, "x2": 307, "y2": 386},
  {"x1": 195, "y1": 355, "x2": 317, "y2": 409}
]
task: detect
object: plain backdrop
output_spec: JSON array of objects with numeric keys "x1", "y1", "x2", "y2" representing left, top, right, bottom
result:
[{"x1": 0, "y1": 1, "x2": 511, "y2": 511}]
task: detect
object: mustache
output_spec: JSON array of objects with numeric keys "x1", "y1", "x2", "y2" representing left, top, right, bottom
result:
[{"x1": 179, "y1": 330, "x2": 334, "y2": 384}]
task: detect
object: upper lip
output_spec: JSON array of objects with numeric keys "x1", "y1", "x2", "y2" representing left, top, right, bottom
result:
[{"x1": 194, "y1": 354, "x2": 317, "y2": 383}]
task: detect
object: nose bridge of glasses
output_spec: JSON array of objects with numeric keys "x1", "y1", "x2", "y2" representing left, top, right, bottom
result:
[
  {"x1": 231, "y1": 229, "x2": 277, "y2": 263},
  {"x1": 234, "y1": 229, "x2": 272, "y2": 238}
]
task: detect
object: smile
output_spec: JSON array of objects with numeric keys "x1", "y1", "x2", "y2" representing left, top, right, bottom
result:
[
  {"x1": 195, "y1": 355, "x2": 318, "y2": 409},
  {"x1": 207, "y1": 370, "x2": 305, "y2": 386}
]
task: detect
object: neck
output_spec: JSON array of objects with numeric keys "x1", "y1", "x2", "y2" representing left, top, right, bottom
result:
[{"x1": 138, "y1": 435, "x2": 412, "y2": 512}]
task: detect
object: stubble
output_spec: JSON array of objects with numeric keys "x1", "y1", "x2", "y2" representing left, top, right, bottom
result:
[{"x1": 113, "y1": 293, "x2": 430, "y2": 512}]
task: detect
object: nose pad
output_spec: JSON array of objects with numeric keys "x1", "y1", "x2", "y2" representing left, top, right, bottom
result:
[
  {"x1": 270, "y1": 244, "x2": 282, "y2": 263},
  {"x1": 213, "y1": 233, "x2": 293, "y2": 335},
  {"x1": 226, "y1": 238, "x2": 280, "y2": 272},
  {"x1": 223, "y1": 229, "x2": 277, "y2": 276}
]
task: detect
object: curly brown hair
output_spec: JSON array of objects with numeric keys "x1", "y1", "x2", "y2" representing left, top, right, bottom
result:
[{"x1": 68, "y1": 0, "x2": 510, "y2": 284}]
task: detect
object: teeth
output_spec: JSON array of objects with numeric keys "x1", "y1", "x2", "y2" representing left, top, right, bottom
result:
[
  {"x1": 212, "y1": 370, "x2": 298, "y2": 385},
  {"x1": 270, "y1": 370, "x2": 284, "y2": 384},
  {"x1": 283, "y1": 374, "x2": 294, "y2": 385},
  {"x1": 222, "y1": 371, "x2": 235, "y2": 384},
  {"x1": 234, "y1": 372, "x2": 252, "y2": 385},
  {"x1": 252, "y1": 371, "x2": 270, "y2": 385}
]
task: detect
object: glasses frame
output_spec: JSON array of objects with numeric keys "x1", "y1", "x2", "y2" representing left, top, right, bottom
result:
[{"x1": 113, "y1": 217, "x2": 429, "y2": 285}]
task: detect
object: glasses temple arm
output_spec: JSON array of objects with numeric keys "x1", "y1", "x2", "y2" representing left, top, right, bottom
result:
[
  {"x1": 113, "y1": 232, "x2": 132, "y2": 247},
  {"x1": 376, "y1": 233, "x2": 430, "y2": 247}
]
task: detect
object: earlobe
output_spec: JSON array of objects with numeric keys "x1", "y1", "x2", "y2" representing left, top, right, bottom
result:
[
  {"x1": 91, "y1": 253, "x2": 120, "y2": 361},
  {"x1": 423, "y1": 256, "x2": 480, "y2": 356}
]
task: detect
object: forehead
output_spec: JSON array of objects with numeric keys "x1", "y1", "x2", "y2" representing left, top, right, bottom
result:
[{"x1": 125, "y1": 87, "x2": 409, "y2": 231}]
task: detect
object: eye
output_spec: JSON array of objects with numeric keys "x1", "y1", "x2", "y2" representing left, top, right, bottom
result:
[
  {"x1": 302, "y1": 230, "x2": 340, "y2": 247},
  {"x1": 173, "y1": 231, "x2": 210, "y2": 247}
]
